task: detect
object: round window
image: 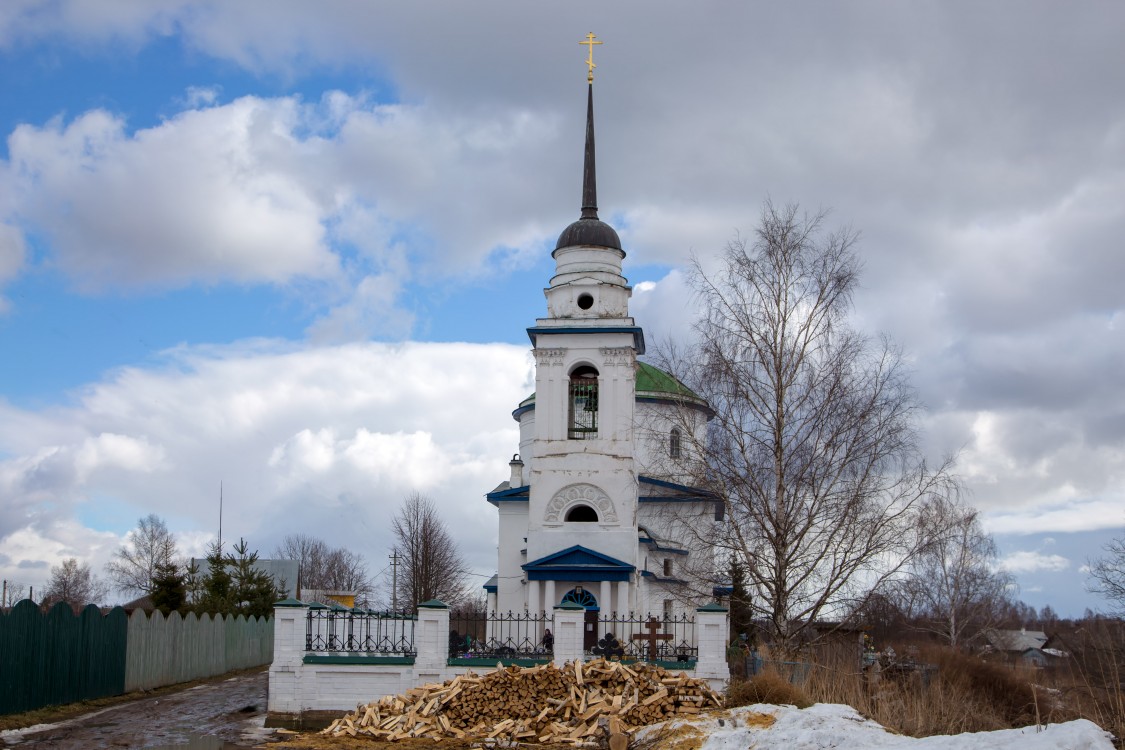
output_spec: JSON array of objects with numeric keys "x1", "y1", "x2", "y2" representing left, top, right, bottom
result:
[{"x1": 577, "y1": 293, "x2": 594, "y2": 310}]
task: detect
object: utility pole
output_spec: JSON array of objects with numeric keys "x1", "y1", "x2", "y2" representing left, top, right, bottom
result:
[
  {"x1": 389, "y1": 551, "x2": 399, "y2": 613},
  {"x1": 2, "y1": 580, "x2": 6, "y2": 608}
]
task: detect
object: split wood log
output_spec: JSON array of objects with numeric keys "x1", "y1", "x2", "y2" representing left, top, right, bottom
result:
[{"x1": 322, "y1": 658, "x2": 723, "y2": 746}]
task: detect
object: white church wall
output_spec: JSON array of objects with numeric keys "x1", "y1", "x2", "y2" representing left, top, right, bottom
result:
[
  {"x1": 496, "y1": 503, "x2": 530, "y2": 612},
  {"x1": 633, "y1": 400, "x2": 708, "y2": 483}
]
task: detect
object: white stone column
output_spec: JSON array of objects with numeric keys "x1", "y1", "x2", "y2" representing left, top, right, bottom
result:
[
  {"x1": 267, "y1": 600, "x2": 308, "y2": 714},
  {"x1": 694, "y1": 603, "x2": 731, "y2": 690},
  {"x1": 543, "y1": 580, "x2": 556, "y2": 612},
  {"x1": 552, "y1": 602, "x2": 586, "y2": 667},
  {"x1": 486, "y1": 592, "x2": 497, "y2": 643},
  {"x1": 415, "y1": 600, "x2": 451, "y2": 681},
  {"x1": 616, "y1": 580, "x2": 630, "y2": 616},
  {"x1": 526, "y1": 579, "x2": 540, "y2": 614},
  {"x1": 599, "y1": 580, "x2": 612, "y2": 616}
]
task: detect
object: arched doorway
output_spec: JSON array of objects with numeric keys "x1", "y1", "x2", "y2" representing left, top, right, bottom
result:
[{"x1": 561, "y1": 587, "x2": 599, "y2": 650}]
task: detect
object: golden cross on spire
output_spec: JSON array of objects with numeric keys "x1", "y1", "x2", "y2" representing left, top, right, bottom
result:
[{"x1": 579, "y1": 32, "x2": 602, "y2": 83}]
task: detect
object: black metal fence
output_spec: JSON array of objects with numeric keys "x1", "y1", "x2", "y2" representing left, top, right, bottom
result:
[
  {"x1": 449, "y1": 610, "x2": 551, "y2": 659},
  {"x1": 305, "y1": 605, "x2": 416, "y2": 656},
  {"x1": 588, "y1": 612, "x2": 697, "y2": 663}
]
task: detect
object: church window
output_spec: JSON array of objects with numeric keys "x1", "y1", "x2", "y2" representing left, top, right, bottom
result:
[
  {"x1": 568, "y1": 366, "x2": 599, "y2": 439},
  {"x1": 577, "y1": 292, "x2": 594, "y2": 310},
  {"x1": 565, "y1": 504, "x2": 599, "y2": 522},
  {"x1": 663, "y1": 558, "x2": 673, "y2": 577},
  {"x1": 663, "y1": 599, "x2": 674, "y2": 621},
  {"x1": 561, "y1": 587, "x2": 599, "y2": 609},
  {"x1": 669, "y1": 428, "x2": 682, "y2": 459}
]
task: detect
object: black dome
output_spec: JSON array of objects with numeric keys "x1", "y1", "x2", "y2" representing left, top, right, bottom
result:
[{"x1": 555, "y1": 217, "x2": 622, "y2": 251}]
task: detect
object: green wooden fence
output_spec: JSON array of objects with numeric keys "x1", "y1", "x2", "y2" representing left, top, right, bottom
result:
[
  {"x1": 0, "y1": 600, "x2": 127, "y2": 715},
  {"x1": 0, "y1": 601, "x2": 273, "y2": 716}
]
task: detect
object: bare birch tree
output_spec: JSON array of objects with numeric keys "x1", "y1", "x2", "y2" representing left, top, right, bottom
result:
[
  {"x1": 891, "y1": 497, "x2": 1013, "y2": 647},
  {"x1": 105, "y1": 514, "x2": 178, "y2": 596},
  {"x1": 656, "y1": 201, "x2": 956, "y2": 651},
  {"x1": 1088, "y1": 534, "x2": 1125, "y2": 615},
  {"x1": 390, "y1": 492, "x2": 470, "y2": 609}
]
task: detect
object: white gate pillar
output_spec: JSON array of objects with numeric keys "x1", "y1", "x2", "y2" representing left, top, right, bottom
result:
[
  {"x1": 694, "y1": 603, "x2": 731, "y2": 690},
  {"x1": 551, "y1": 601, "x2": 586, "y2": 667},
  {"x1": 415, "y1": 600, "x2": 451, "y2": 678},
  {"x1": 267, "y1": 598, "x2": 308, "y2": 714}
]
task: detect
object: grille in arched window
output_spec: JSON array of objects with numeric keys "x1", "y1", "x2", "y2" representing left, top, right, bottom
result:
[
  {"x1": 568, "y1": 366, "x2": 599, "y2": 439},
  {"x1": 669, "y1": 427, "x2": 682, "y2": 459}
]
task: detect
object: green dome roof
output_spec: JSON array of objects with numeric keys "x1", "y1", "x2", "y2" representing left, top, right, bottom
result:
[
  {"x1": 514, "y1": 362, "x2": 709, "y2": 416},
  {"x1": 635, "y1": 362, "x2": 704, "y2": 401}
]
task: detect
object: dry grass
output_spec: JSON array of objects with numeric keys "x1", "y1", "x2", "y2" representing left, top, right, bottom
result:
[
  {"x1": 726, "y1": 669, "x2": 813, "y2": 709},
  {"x1": 779, "y1": 641, "x2": 1122, "y2": 740}
]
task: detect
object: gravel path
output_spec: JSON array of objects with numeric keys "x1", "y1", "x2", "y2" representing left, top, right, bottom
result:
[{"x1": 1, "y1": 669, "x2": 281, "y2": 749}]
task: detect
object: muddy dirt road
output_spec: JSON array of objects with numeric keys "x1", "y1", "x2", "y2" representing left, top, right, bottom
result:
[{"x1": 1, "y1": 669, "x2": 281, "y2": 749}]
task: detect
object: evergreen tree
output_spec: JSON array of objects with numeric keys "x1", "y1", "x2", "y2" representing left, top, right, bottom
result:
[
  {"x1": 729, "y1": 558, "x2": 755, "y2": 646},
  {"x1": 229, "y1": 538, "x2": 283, "y2": 618},
  {"x1": 191, "y1": 538, "x2": 281, "y2": 618},
  {"x1": 149, "y1": 561, "x2": 187, "y2": 614}
]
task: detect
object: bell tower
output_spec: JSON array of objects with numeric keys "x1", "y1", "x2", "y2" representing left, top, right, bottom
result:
[{"x1": 521, "y1": 46, "x2": 644, "y2": 615}]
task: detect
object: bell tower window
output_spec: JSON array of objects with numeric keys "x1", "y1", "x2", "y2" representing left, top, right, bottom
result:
[{"x1": 568, "y1": 365, "x2": 599, "y2": 439}]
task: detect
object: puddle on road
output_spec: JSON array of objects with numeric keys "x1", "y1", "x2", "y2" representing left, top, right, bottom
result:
[{"x1": 142, "y1": 736, "x2": 254, "y2": 750}]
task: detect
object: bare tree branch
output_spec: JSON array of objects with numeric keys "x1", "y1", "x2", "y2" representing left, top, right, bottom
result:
[
  {"x1": 889, "y1": 496, "x2": 1014, "y2": 647},
  {"x1": 273, "y1": 533, "x2": 374, "y2": 604},
  {"x1": 1088, "y1": 534, "x2": 1125, "y2": 615},
  {"x1": 104, "y1": 514, "x2": 178, "y2": 596},
  {"x1": 390, "y1": 492, "x2": 471, "y2": 609},
  {"x1": 43, "y1": 558, "x2": 108, "y2": 611},
  {"x1": 652, "y1": 201, "x2": 958, "y2": 652}
]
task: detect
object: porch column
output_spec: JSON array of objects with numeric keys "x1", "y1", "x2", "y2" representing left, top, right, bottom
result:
[
  {"x1": 543, "y1": 580, "x2": 556, "y2": 612},
  {"x1": 616, "y1": 580, "x2": 630, "y2": 616},
  {"x1": 599, "y1": 580, "x2": 612, "y2": 616},
  {"x1": 527, "y1": 579, "x2": 540, "y2": 613}
]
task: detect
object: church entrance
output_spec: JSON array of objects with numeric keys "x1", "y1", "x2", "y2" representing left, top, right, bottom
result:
[{"x1": 561, "y1": 587, "x2": 599, "y2": 651}]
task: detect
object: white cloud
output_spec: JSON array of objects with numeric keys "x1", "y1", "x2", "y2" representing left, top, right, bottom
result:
[
  {"x1": 5, "y1": 100, "x2": 338, "y2": 290},
  {"x1": 1000, "y1": 551, "x2": 1070, "y2": 574},
  {"x1": 0, "y1": 340, "x2": 533, "y2": 595},
  {"x1": 74, "y1": 433, "x2": 167, "y2": 481}
]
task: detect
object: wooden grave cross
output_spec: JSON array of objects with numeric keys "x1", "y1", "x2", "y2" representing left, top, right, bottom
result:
[{"x1": 631, "y1": 616, "x2": 673, "y2": 662}]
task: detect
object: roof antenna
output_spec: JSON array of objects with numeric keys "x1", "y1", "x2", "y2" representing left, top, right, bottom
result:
[{"x1": 218, "y1": 480, "x2": 223, "y2": 552}]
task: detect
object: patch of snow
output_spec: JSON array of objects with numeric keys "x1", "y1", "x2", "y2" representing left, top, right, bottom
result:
[{"x1": 634, "y1": 704, "x2": 1114, "y2": 750}]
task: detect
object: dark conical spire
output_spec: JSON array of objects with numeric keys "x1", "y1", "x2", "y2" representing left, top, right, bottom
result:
[
  {"x1": 581, "y1": 83, "x2": 598, "y2": 220},
  {"x1": 555, "y1": 79, "x2": 622, "y2": 252}
]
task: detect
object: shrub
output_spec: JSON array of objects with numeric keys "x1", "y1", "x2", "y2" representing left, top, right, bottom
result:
[{"x1": 726, "y1": 671, "x2": 813, "y2": 709}]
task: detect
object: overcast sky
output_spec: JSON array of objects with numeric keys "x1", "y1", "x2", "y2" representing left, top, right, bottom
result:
[{"x1": 0, "y1": 1, "x2": 1122, "y2": 616}]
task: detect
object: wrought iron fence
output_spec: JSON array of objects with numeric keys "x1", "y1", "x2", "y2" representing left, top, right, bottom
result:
[
  {"x1": 449, "y1": 610, "x2": 552, "y2": 659},
  {"x1": 589, "y1": 612, "x2": 697, "y2": 663},
  {"x1": 305, "y1": 605, "x2": 416, "y2": 656}
]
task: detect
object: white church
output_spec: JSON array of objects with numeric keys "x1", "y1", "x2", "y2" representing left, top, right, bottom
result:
[{"x1": 483, "y1": 76, "x2": 722, "y2": 625}]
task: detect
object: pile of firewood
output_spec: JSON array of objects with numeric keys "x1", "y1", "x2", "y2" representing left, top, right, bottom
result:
[{"x1": 322, "y1": 657, "x2": 723, "y2": 744}]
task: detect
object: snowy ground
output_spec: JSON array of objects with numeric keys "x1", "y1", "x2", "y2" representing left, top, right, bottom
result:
[{"x1": 635, "y1": 704, "x2": 1115, "y2": 750}]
